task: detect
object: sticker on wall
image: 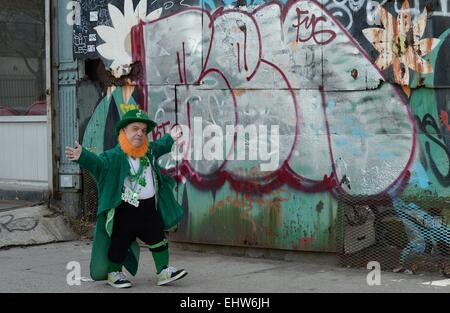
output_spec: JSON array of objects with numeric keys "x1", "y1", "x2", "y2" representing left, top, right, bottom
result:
[{"x1": 90, "y1": 11, "x2": 98, "y2": 22}]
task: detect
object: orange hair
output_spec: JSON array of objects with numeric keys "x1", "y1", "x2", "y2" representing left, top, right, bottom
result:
[{"x1": 118, "y1": 129, "x2": 149, "y2": 158}]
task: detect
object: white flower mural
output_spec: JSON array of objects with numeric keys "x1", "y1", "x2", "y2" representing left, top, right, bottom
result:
[
  {"x1": 94, "y1": 0, "x2": 162, "y2": 77},
  {"x1": 362, "y1": 1, "x2": 440, "y2": 95}
]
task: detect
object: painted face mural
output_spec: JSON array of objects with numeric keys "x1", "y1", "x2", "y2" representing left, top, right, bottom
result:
[{"x1": 77, "y1": 0, "x2": 450, "y2": 263}]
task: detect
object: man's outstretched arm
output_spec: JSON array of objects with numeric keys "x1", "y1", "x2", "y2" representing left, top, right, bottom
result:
[
  {"x1": 150, "y1": 126, "x2": 182, "y2": 159},
  {"x1": 65, "y1": 142, "x2": 109, "y2": 181}
]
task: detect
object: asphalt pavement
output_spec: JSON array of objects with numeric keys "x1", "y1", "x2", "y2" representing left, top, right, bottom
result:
[{"x1": 1, "y1": 240, "x2": 449, "y2": 293}]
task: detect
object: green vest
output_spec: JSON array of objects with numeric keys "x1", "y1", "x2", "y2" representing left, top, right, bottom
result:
[{"x1": 77, "y1": 134, "x2": 181, "y2": 280}]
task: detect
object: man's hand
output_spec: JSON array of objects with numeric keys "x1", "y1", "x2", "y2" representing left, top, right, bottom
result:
[
  {"x1": 65, "y1": 141, "x2": 82, "y2": 161},
  {"x1": 170, "y1": 125, "x2": 183, "y2": 141}
]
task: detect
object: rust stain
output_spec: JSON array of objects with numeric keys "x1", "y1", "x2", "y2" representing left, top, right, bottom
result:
[
  {"x1": 299, "y1": 235, "x2": 315, "y2": 247},
  {"x1": 402, "y1": 85, "x2": 411, "y2": 97},
  {"x1": 289, "y1": 41, "x2": 300, "y2": 51},
  {"x1": 233, "y1": 89, "x2": 246, "y2": 97},
  {"x1": 231, "y1": 166, "x2": 268, "y2": 179},
  {"x1": 268, "y1": 198, "x2": 283, "y2": 228},
  {"x1": 207, "y1": 187, "x2": 292, "y2": 239}
]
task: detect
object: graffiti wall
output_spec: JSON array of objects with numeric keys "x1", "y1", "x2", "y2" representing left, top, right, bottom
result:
[{"x1": 73, "y1": 0, "x2": 450, "y2": 270}]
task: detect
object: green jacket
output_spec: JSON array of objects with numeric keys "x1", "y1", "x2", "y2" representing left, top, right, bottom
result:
[{"x1": 76, "y1": 134, "x2": 181, "y2": 280}]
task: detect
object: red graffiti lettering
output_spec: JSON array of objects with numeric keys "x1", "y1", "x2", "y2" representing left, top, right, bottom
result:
[
  {"x1": 292, "y1": 8, "x2": 336, "y2": 45},
  {"x1": 152, "y1": 120, "x2": 171, "y2": 141}
]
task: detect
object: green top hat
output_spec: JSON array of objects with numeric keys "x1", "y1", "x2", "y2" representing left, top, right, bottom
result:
[{"x1": 115, "y1": 109, "x2": 157, "y2": 136}]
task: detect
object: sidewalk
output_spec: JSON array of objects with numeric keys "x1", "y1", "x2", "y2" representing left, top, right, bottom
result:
[
  {"x1": 1, "y1": 240, "x2": 449, "y2": 293},
  {"x1": 0, "y1": 201, "x2": 78, "y2": 249}
]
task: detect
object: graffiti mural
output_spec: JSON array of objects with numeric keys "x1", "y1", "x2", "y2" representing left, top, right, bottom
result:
[
  {"x1": 0, "y1": 214, "x2": 39, "y2": 233},
  {"x1": 76, "y1": 0, "x2": 450, "y2": 272}
]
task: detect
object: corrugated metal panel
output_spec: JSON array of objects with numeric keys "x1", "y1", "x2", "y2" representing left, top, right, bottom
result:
[
  {"x1": 0, "y1": 116, "x2": 48, "y2": 182},
  {"x1": 57, "y1": 0, "x2": 80, "y2": 176},
  {"x1": 58, "y1": 82, "x2": 79, "y2": 174},
  {"x1": 171, "y1": 183, "x2": 338, "y2": 252}
]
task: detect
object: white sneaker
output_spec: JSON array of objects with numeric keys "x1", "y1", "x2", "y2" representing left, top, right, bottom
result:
[
  {"x1": 107, "y1": 271, "x2": 132, "y2": 288},
  {"x1": 157, "y1": 266, "x2": 188, "y2": 286}
]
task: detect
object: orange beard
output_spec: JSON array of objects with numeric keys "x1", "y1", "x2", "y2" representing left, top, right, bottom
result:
[{"x1": 118, "y1": 129, "x2": 148, "y2": 158}]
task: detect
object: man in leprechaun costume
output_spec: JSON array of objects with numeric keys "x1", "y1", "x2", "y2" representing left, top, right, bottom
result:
[{"x1": 65, "y1": 109, "x2": 187, "y2": 288}]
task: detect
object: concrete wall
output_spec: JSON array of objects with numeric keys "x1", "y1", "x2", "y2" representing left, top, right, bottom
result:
[{"x1": 70, "y1": 0, "x2": 450, "y2": 255}]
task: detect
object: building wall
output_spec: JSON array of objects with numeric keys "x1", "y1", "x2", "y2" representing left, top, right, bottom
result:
[
  {"x1": 69, "y1": 0, "x2": 450, "y2": 254},
  {"x1": 0, "y1": 0, "x2": 50, "y2": 199}
]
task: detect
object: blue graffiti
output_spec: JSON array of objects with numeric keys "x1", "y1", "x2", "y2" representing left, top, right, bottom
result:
[
  {"x1": 327, "y1": 99, "x2": 336, "y2": 112},
  {"x1": 338, "y1": 116, "x2": 369, "y2": 142},
  {"x1": 200, "y1": 0, "x2": 217, "y2": 10},
  {"x1": 410, "y1": 163, "x2": 430, "y2": 189},
  {"x1": 334, "y1": 138, "x2": 349, "y2": 147},
  {"x1": 391, "y1": 197, "x2": 450, "y2": 264}
]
